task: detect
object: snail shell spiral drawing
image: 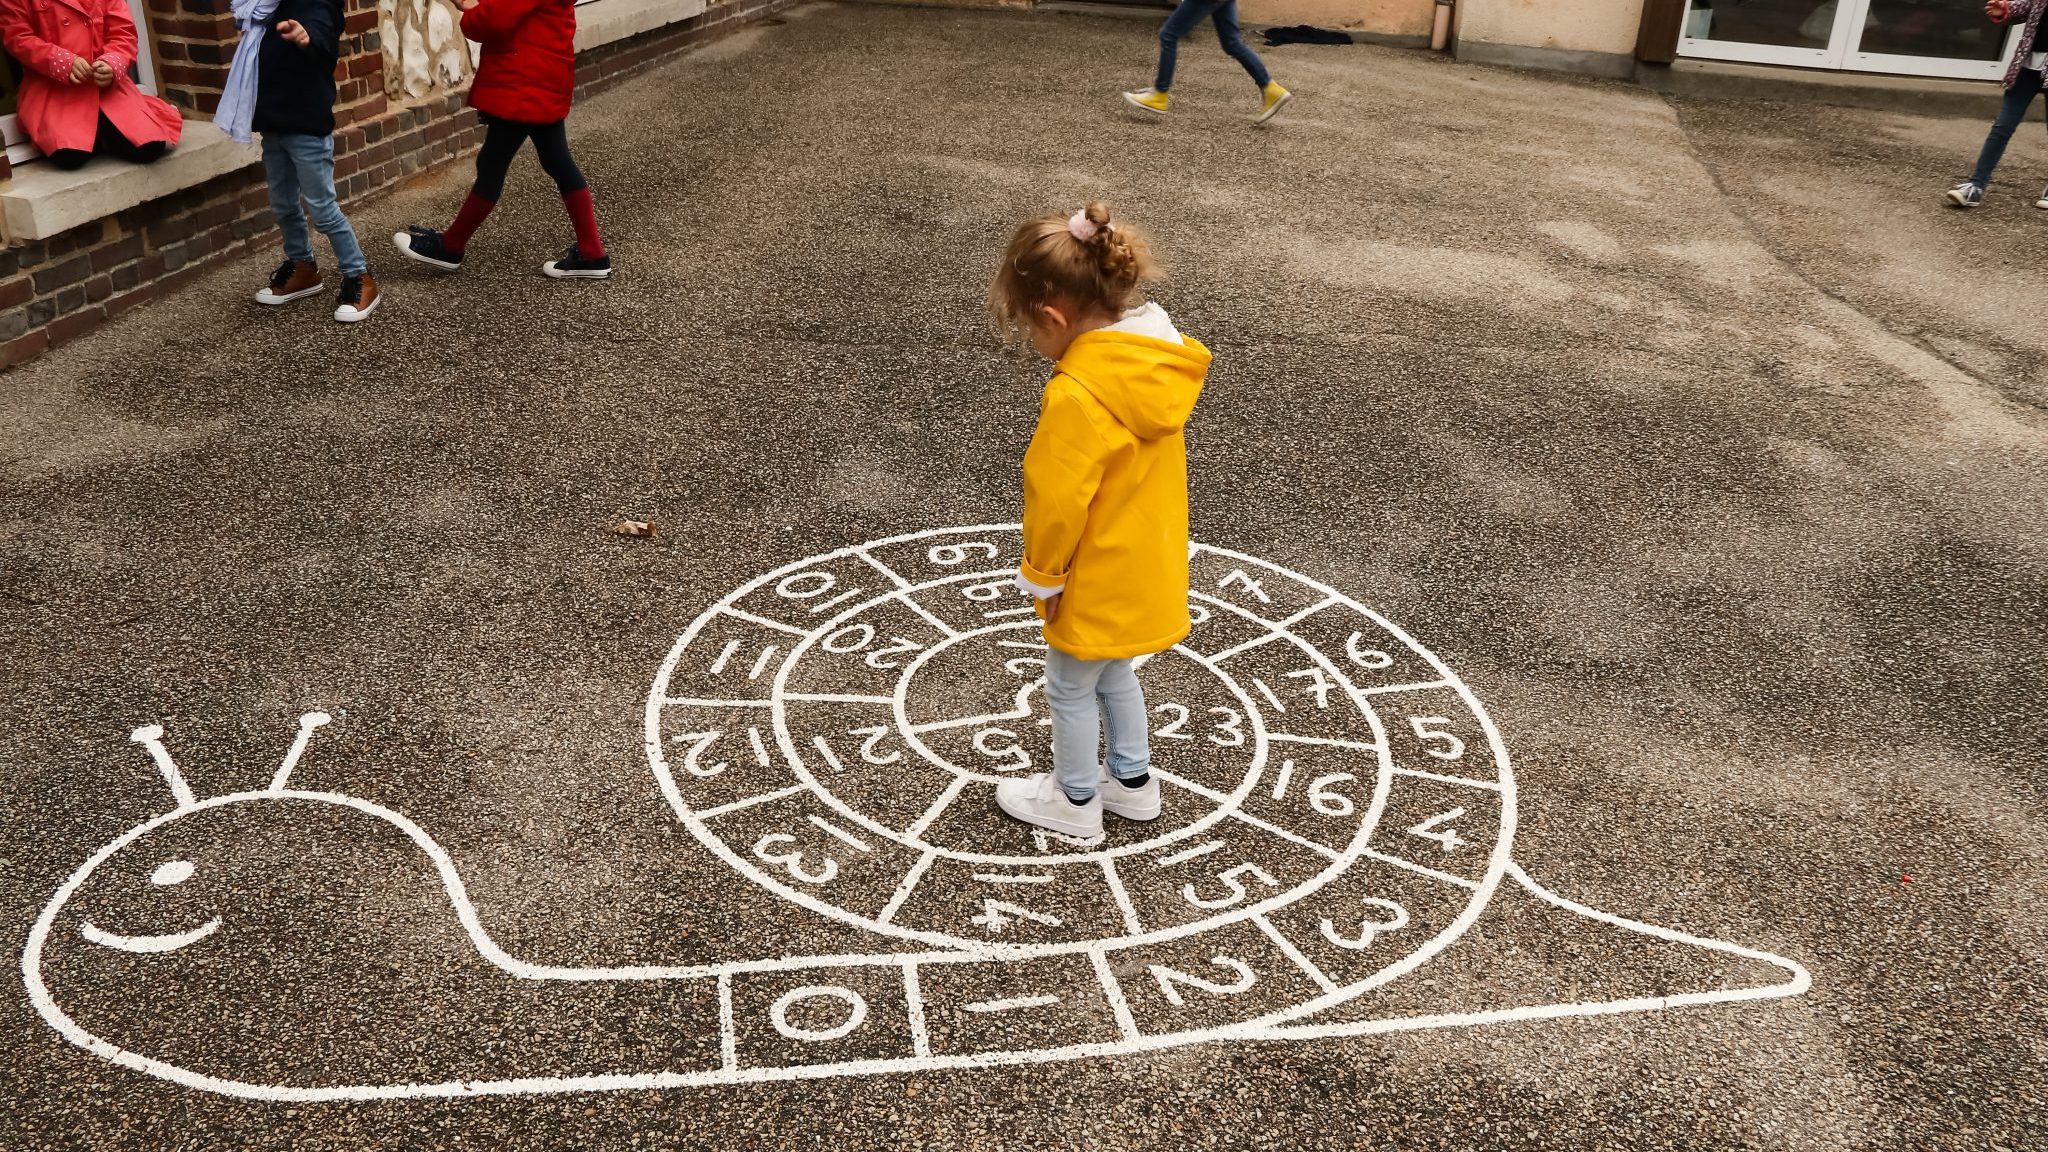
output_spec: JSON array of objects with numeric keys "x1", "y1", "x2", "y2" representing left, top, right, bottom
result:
[{"x1": 22, "y1": 525, "x2": 1808, "y2": 1101}]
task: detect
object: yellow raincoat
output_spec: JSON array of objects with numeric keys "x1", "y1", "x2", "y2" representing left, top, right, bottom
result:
[{"x1": 1018, "y1": 307, "x2": 1212, "y2": 660}]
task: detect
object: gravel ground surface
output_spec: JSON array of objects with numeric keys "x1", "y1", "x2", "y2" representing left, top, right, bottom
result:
[{"x1": 1, "y1": 5, "x2": 2043, "y2": 1149}]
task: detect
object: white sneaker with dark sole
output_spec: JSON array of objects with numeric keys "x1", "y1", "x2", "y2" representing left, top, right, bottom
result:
[
  {"x1": 995, "y1": 772, "x2": 1103, "y2": 839},
  {"x1": 1098, "y1": 770, "x2": 1161, "y2": 821}
]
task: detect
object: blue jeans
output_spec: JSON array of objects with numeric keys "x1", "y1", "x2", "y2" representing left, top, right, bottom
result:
[
  {"x1": 1156, "y1": 0, "x2": 1271, "y2": 91},
  {"x1": 1971, "y1": 68, "x2": 2045, "y2": 189},
  {"x1": 1044, "y1": 648, "x2": 1152, "y2": 803},
  {"x1": 262, "y1": 132, "x2": 366, "y2": 277}
]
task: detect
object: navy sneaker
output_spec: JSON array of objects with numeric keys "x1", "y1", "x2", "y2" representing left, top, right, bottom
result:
[
  {"x1": 1945, "y1": 182, "x2": 1984, "y2": 208},
  {"x1": 393, "y1": 226, "x2": 464, "y2": 271},
  {"x1": 542, "y1": 243, "x2": 612, "y2": 280}
]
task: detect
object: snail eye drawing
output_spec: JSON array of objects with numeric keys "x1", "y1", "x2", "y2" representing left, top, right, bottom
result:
[{"x1": 78, "y1": 860, "x2": 220, "y2": 955}]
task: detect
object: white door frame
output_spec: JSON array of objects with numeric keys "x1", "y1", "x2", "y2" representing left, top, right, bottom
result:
[{"x1": 1678, "y1": 0, "x2": 2022, "y2": 80}]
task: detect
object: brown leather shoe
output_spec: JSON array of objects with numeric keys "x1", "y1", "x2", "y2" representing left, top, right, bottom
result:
[
  {"x1": 333, "y1": 271, "x2": 380, "y2": 323},
  {"x1": 256, "y1": 259, "x2": 323, "y2": 305}
]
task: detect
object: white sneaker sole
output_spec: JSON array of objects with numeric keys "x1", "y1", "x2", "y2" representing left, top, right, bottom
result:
[
  {"x1": 995, "y1": 785, "x2": 1103, "y2": 839},
  {"x1": 1944, "y1": 190, "x2": 1980, "y2": 208},
  {"x1": 543, "y1": 262, "x2": 612, "y2": 279},
  {"x1": 1255, "y1": 91, "x2": 1293, "y2": 125},
  {"x1": 254, "y1": 283, "x2": 325, "y2": 305},
  {"x1": 2034, "y1": 197, "x2": 2048, "y2": 209},
  {"x1": 393, "y1": 232, "x2": 461, "y2": 272},
  {"x1": 333, "y1": 294, "x2": 381, "y2": 324},
  {"x1": 1122, "y1": 92, "x2": 1169, "y2": 116}
]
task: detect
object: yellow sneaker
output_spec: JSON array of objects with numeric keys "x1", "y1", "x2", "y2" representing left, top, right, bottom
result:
[
  {"x1": 1255, "y1": 81, "x2": 1292, "y2": 124},
  {"x1": 1122, "y1": 87, "x2": 1171, "y2": 115}
]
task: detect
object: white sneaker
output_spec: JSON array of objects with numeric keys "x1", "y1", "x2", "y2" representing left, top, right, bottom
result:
[
  {"x1": 995, "y1": 772, "x2": 1103, "y2": 838},
  {"x1": 1098, "y1": 769, "x2": 1161, "y2": 821},
  {"x1": 1945, "y1": 182, "x2": 1984, "y2": 208},
  {"x1": 2034, "y1": 184, "x2": 2048, "y2": 209}
]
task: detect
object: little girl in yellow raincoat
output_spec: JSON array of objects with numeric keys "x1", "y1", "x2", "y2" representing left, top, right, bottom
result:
[{"x1": 988, "y1": 202, "x2": 1212, "y2": 839}]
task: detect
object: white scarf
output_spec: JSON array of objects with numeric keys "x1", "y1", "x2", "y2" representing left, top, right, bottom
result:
[{"x1": 213, "y1": 0, "x2": 284, "y2": 144}]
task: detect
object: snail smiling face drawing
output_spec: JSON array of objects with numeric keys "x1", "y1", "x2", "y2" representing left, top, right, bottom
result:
[{"x1": 21, "y1": 528, "x2": 1807, "y2": 1101}]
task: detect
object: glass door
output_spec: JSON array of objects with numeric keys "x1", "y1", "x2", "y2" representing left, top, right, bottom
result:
[{"x1": 1678, "y1": 0, "x2": 2022, "y2": 78}]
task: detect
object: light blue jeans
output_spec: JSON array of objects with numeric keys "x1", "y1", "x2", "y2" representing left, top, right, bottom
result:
[
  {"x1": 262, "y1": 132, "x2": 366, "y2": 277},
  {"x1": 1044, "y1": 648, "x2": 1152, "y2": 803}
]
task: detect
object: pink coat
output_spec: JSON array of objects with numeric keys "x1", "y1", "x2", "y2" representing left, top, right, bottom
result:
[{"x1": 0, "y1": 0, "x2": 181, "y2": 156}]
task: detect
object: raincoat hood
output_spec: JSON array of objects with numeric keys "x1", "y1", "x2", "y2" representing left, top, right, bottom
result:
[{"x1": 1056, "y1": 310, "x2": 1211, "y2": 442}]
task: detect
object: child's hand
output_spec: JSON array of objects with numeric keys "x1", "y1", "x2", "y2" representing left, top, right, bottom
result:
[
  {"x1": 1042, "y1": 593, "x2": 1062, "y2": 624},
  {"x1": 459, "y1": 0, "x2": 480, "y2": 10},
  {"x1": 276, "y1": 18, "x2": 310, "y2": 46},
  {"x1": 90, "y1": 59, "x2": 115, "y2": 87},
  {"x1": 66, "y1": 55, "x2": 92, "y2": 84},
  {"x1": 1989, "y1": 0, "x2": 2011, "y2": 20}
]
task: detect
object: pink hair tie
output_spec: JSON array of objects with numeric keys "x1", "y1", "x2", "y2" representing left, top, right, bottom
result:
[{"x1": 1067, "y1": 209, "x2": 1102, "y2": 241}]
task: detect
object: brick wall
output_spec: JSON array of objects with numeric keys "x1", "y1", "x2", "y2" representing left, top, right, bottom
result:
[{"x1": 0, "y1": 0, "x2": 798, "y2": 369}]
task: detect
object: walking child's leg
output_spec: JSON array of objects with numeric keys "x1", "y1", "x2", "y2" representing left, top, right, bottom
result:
[
  {"x1": 288, "y1": 134, "x2": 367, "y2": 277},
  {"x1": 444, "y1": 117, "x2": 529, "y2": 252},
  {"x1": 1095, "y1": 658, "x2": 1151, "y2": 783},
  {"x1": 262, "y1": 135, "x2": 314, "y2": 267},
  {"x1": 1971, "y1": 70, "x2": 2043, "y2": 189},
  {"x1": 1043, "y1": 648, "x2": 1106, "y2": 804},
  {"x1": 1211, "y1": 2, "x2": 1272, "y2": 88},
  {"x1": 1155, "y1": 0, "x2": 1212, "y2": 91},
  {"x1": 531, "y1": 121, "x2": 604, "y2": 258}
]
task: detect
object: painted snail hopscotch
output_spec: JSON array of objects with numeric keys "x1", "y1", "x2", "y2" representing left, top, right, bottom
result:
[{"x1": 23, "y1": 526, "x2": 1809, "y2": 1100}]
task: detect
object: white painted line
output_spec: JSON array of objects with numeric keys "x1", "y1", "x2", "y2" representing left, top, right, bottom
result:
[
  {"x1": 785, "y1": 693, "x2": 895, "y2": 705},
  {"x1": 708, "y1": 638, "x2": 742, "y2": 675},
  {"x1": 127, "y1": 725, "x2": 194, "y2": 811},
  {"x1": 808, "y1": 814, "x2": 871, "y2": 853},
  {"x1": 1152, "y1": 840, "x2": 1226, "y2": 868},
  {"x1": 1392, "y1": 766, "x2": 1503, "y2": 792},
  {"x1": 268, "y1": 711, "x2": 330, "y2": 792},
  {"x1": 1267, "y1": 732, "x2": 1382, "y2": 752},
  {"x1": 1356, "y1": 679, "x2": 1452, "y2": 697},
  {"x1": 894, "y1": 595, "x2": 964, "y2": 639},
  {"x1": 904, "y1": 778, "x2": 967, "y2": 839},
  {"x1": 855, "y1": 549, "x2": 914, "y2": 590},
  {"x1": 1089, "y1": 949, "x2": 1142, "y2": 1041},
  {"x1": 1206, "y1": 631, "x2": 1286, "y2": 663},
  {"x1": 963, "y1": 995, "x2": 1062, "y2": 1015},
  {"x1": 1269, "y1": 757, "x2": 1295, "y2": 801},
  {"x1": 903, "y1": 965, "x2": 931, "y2": 1058},
  {"x1": 663, "y1": 697, "x2": 773, "y2": 709},
  {"x1": 996, "y1": 639, "x2": 1047, "y2": 650},
  {"x1": 981, "y1": 606, "x2": 1039, "y2": 620},
  {"x1": 723, "y1": 608, "x2": 811, "y2": 637},
  {"x1": 878, "y1": 852, "x2": 936, "y2": 924},
  {"x1": 972, "y1": 872, "x2": 1054, "y2": 885},
  {"x1": 1253, "y1": 914, "x2": 1338, "y2": 995},
  {"x1": 1151, "y1": 770, "x2": 1343, "y2": 863},
  {"x1": 810, "y1": 736, "x2": 846, "y2": 774},
  {"x1": 771, "y1": 986, "x2": 867, "y2": 1042},
  {"x1": 747, "y1": 645, "x2": 780, "y2": 681},
  {"x1": 695, "y1": 785, "x2": 808, "y2": 820},
  {"x1": 78, "y1": 917, "x2": 221, "y2": 954},
  {"x1": 718, "y1": 973, "x2": 737, "y2": 1072},
  {"x1": 807, "y1": 586, "x2": 867, "y2": 617},
  {"x1": 1100, "y1": 858, "x2": 1144, "y2": 936},
  {"x1": 747, "y1": 726, "x2": 771, "y2": 767},
  {"x1": 1364, "y1": 849, "x2": 1480, "y2": 890},
  {"x1": 1251, "y1": 677, "x2": 1287, "y2": 714}
]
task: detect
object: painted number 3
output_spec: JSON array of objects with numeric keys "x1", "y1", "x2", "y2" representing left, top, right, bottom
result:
[{"x1": 1152, "y1": 704, "x2": 1245, "y2": 747}]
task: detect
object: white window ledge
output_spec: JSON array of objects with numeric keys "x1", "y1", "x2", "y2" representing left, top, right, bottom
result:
[
  {"x1": 575, "y1": 0, "x2": 709, "y2": 52},
  {"x1": 1, "y1": 121, "x2": 260, "y2": 244}
]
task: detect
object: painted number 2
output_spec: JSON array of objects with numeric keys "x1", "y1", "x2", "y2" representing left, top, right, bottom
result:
[{"x1": 1152, "y1": 704, "x2": 1245, "y2": 747}]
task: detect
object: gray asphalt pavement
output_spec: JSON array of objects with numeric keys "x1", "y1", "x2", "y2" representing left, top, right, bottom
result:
[{"x1": 2, "y1": 4, "x2": 2044, "y2": 1149}]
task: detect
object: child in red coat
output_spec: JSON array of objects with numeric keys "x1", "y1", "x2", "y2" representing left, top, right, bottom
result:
[
  {"x1": 391, "y1": 0, "x2": 609, "y2": 278},
  {"x1": 0, "y1": 0, "x2": 181, "y2": 169}
]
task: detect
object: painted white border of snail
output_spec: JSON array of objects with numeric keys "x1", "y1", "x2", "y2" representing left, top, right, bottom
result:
[{"x1": 18, "y1": 527, "x2": 1813, "y2": 1101}]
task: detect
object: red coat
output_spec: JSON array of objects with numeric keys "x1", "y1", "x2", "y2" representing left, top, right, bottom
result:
[
  {"x1": 0, "y1": 0, "x2": 181, "y2": 156},
  {"x1": 461, "y1": 0, "x2": 575, "y2": 124}
]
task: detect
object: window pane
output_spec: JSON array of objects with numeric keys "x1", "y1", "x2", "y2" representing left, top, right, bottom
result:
[
  {"x1": 1857, "y1": 0, "x2": 2006, "y2": 60},
  {"x1": 1684, "y1": 0, "x2": 1839, "y2": 50}
]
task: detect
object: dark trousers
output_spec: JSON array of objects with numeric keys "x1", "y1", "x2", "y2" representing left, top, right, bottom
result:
[
  {"x1": 1155, "y1": 0, "x2": 1271, "y2": 91},
  {"x1": 472, "y1": 114, "x2": 587, "y2": 201},
  {"x1": 1971, "y1": 67, "x2": 2045, "y2": 189},
  {"x1": 48, "y1": 112, "x2": 168, "y2": 171}
]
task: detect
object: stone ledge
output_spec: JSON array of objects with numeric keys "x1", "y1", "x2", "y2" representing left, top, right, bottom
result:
[
  {"x1": 0, "y1": 122, "x2": 261, "y2": 243},
  {"x1": 1637, "y1": 57, "x2": 2008, "y2": 120},
  {"x1": 576, "y1": 0, "x2": 710, "y2": 52}
]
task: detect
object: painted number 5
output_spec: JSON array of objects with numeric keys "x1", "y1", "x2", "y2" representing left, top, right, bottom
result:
[
  {"x1": 1408, "y1": 716, "x2": 1465, "y2": 761},
  {"x1": 1182, "y1": 863, "x2": 1279, "y2": 910}
]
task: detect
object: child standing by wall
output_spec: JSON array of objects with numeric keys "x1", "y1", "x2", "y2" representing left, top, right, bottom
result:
[
  {"x1": 1123, "y1": 1, "x2": 1291, "y2": 124},
  {"x1": 392, "y1": 0, "x2": 611, "y2": 279},
  {"x1": 221, "y1": 0, "x2": 380, "y2": 321},
  {"x1": 989, "y1": 203, "x2": 1211, "y2": 838}
]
